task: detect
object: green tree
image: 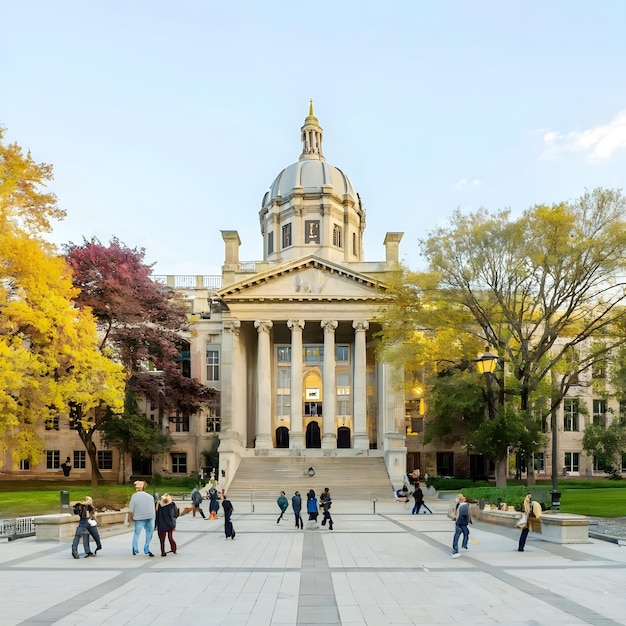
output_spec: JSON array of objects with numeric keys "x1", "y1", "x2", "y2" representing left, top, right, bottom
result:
[{"x1": 582, "y1": 421, "x2": 626, "y2": 479}]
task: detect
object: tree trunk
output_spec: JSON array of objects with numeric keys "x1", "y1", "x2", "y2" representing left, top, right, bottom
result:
[{"x1": 494, "y1": 455, "x2": 508, "y2": 488}]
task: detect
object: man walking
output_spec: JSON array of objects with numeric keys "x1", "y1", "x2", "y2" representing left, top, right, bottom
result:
[
  {"x1": 277, "y1": 490, "x2": 289, "y2": 523},
  {"x1": 129, "y1": 480, "x2": 155, "y2": 557},
  {"x1": 292, "y1": 491, "x2": 303, "y2": 529},
  {"x1": 451, "y1": 494, "x2": 471, "y2": 558}
]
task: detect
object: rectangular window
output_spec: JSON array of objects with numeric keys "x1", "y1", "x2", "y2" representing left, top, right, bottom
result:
[
  {"x1": 46, "y1": 450, "x2": 60, "y2": 470},
  {"x1": 172, "y1": 453, "x2": 187, "y2": 474},
  {"x1": 564, "y1": 452, "x2": 579, "y2": 473},
  {"x1": 620, "y1": 400, "x2": 626, "y2": 425},
  {"x1": 533, "y1": 452, "x2": 545, "y2": 472},
  {"x1": 622, "y1": 453, "x2": 626, "y2": 472},
  {"x1": 282, "y1": 223, "x2": 292, "y2": 248},
  {"x1": 277, "y1": 393, "x2": 291, "y2": 417},
  {"x1": 206, "y1": 348, "x2": 220, "y2": 381},
  {"x1": 19, "y1": 459, "x2": 30, "y2": 470},
  {"x1": 277, "y1": 367, "x2": 291, "y2": 389},
  {"x1": 593, "y1": 455, "x2": 606, "y2": 472},
  {"x1": 268, "y1": 231, "x2": 274, "y2": 255},
  {"x1": 352, "y1": 232, "x2": 357, "y2": 256},
  {"x1": 206, "y1": 406, "x2": 221, "y2": 432},
  {"x1": 563, "y1": 399, "x2": 579, "y2": 431},
  {"x1": 593, "y1": 399, "x2": 607, "y2": 426},
  {"x1": 304, "y1": 402, "x2": 322, "y2": 416},
  {"x1": 592, "y1": 360, "x2": 606, "y2": 379},
  {"x1": 333, "y1": 224, "x2": 343, "y2": 248},
  {"x1": 45, "y1": 416, "x2": 59, "y2": 431},
  {"x1": 304, "y1": 346, "x2": 323, "y2": 364},
  {"x1": 305, "y1": 220, "x2": 320, "y2": 243},
  {"x1": 73, "y1": 450, "x2": 86, "y2": 470},
  {"x1": 170, "y1": 415, "x2": 190, "y2": 432},
  {"x1": 97, "y1": 451, "x2": 113, "y2": 470},
  {"x1": 335, "y1": 346, "x2": 349, "y2": 363},
  {"x1": 277, "y1": 346, "x2": 291, "y2": 363}
]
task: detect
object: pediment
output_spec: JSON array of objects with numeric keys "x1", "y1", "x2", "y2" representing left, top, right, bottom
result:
[{"x1": 218, "y1": 257, "x2": 386, "y2": 302}]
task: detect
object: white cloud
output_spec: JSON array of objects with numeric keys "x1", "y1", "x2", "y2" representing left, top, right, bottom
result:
[
  {"x1": 542, "y1": 111, "x2": 626, "y2": 162},
  {"x1": 454, "y1": 178, "x2": 482, "y2": 189}
]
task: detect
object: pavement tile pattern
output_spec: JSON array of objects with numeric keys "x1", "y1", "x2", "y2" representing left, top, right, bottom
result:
[{"x1": 1, "y1": 500, "x2": 626, "y2": 625}]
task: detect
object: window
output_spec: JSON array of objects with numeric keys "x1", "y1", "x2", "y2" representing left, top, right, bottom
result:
[
  {"x1": 277, "y1": 393, "x2": 291, "y2": 418},
  {"x1": 336, "y1": 372, "x2": 351, "y2": 416},
  {"x1": 333, "y1": 224, "x2": 343, "y2": 248},
  {"x1": 305, "y1": 220, "x2": 320, "y2": 243},
  {"x1": 73, "y1": 450, "x2": 86, "y2": 470},
  {"x1": 268, "y1": 231, "x2": 274, "y2": 255},
  {"x1": 304, "y1": 346, "x2": 323, "y2": 364},
  {"x1": 622, "y1": 453, "x2": 626, "y2": 472},
  {"x1": 533, "y1": 453, "x2": 545, "y2": 473},
  {"x1": 593, "y1": 455, "x2": 607, "y2": 472},
  {"x1": 19, "y1": 460, "x2": 30, "y2": 471},
  {"x1": 564, "y1": 452, "x2": 579, "y2": 473},
  {"x1": 620, "y1": 400, "x2": 626, "y2": 425},
  {"x1": 592, "y1": 359, "x2": 606, "y2": 379},
  {"x1": 277, "y1": 367, "x2": 291, "y2": 389},
  {"x1": 282, "y1": 223, "x2": 292, "y2": 248},
  {"x1": 206, "y1": 348, "x2": 220, "y2": 381},
  {"x1": 97, "y1": 451, "x2": 113, "y2": 470},
  {"x1": 352, "y1": 232, "x2": 357, "y2": 256},
  {"x1": 277, "y1": 346, "x2": 291, "y2": 363},
  {"x1": 335, "y1": 346, "x2": 349, "y2": 363},
  {"x1": 46, "y1": 450, "x2": 60, "y2": 469},
  {"x1": 305, "y1": 402, "x2": 322, "y2": 416},
  {"x1": 563, "y1": 399, "x2": 579, "y2": 431},
  {"x1": 171, "y1": 453, "x2": 187, "y2": 474},
  {"x1": 45, "y1": 416, "x2": 59, "y2": 431},
  {"x1": 593, "y1": 399, "x2": 607, "y2": 426},
  {"x1": 206, "y1": 406, "x2": 221, "y2": 433},
  {"x1": 170, "y1": 415, "x2": 190, "y2": 432}
]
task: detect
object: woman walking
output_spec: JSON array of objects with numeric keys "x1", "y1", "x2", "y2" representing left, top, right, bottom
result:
[
  {"x1": 155, "y1": 493, "x2": 179, "y2": 556},
  {"x1": 307, "y1": 489, "x2": 319, "y2": 526},
  {"x1": 222, "y1": 493, "x2": 235, "y2": 539},
  {"x1": 518, "y1": 493, "x2": 542, "y2": 552}
]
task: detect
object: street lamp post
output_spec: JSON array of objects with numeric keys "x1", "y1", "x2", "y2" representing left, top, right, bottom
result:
[{"x1": 475, "y1": 346, "x2": 498, "y2": 418}]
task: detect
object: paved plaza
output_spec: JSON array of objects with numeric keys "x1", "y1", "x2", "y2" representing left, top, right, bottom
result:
[{"x1": 1, "y1": 498, "x2": 626, "y2": 625}]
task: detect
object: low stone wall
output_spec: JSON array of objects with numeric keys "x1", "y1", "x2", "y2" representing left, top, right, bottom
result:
[
  {"x1": 34, "y1": 509, "x2": 130, "y2": 541},
  {"x1": 470, "y1": 504, "x2": 590, "y2": 544}
]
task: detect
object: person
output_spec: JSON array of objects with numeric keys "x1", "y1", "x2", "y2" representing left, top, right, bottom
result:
[
  {"x1": 277, "y1": 490, "x2": 289, "y2": 524},
  {"x1": 208, "y1": 487, "x2": 220, "y2": 520},
  {"x1": 222, "y1": 493, "x2": 235, "y2": 539},
  {"x1": 411, "y1": 482, "x2": 433, "y2": 515},
  {"x1": 320, "y1": 487, "x2": 333, "y2": 530},
  {"x1": 71, "y1": 499, "x2": 95, "y2": 559},
  {"x1": 518, "y1": 493, "x2": 542, "y2": 552},
  {"x1": 411, "y1": 469, "x2": 420, "y2": 486},
  {"x1": 396, "y1": 485, "x2": 410, "y2": 503},
  {"x1": 190, "y1": 485, "x2": 206, "y2": 519},
  {"x1": 61, "y1": 456, "x2": 72, "y2": 477},
  {"x1": 452, "y1": 494, "x2": 471, "y2": 557},
  {"x1": 129, "y1": 480, "x2": 156, "y2": 556},
  {"x1": 155, "y1": 493, "x2": 179, "y2": 556},
  {"x1": 307, "y1": 489, "x2": 319, "y2": 526},
  {"x1": 84, "y1": 496, "x2": 102, "y2": 554},
  {"x1": 292, "y1": 491, "x2": 303, "y2": 529}
]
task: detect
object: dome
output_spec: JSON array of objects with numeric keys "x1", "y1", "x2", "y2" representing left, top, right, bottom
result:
[
  {"x1": 261, "y1": 101, "x2": 359, "y2": 209},
  {"x1": 264, "y1": 160, "x2": 358, "y2": 207}
]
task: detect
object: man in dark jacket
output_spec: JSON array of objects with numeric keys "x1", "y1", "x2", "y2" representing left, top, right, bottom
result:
[
  {"x1": 277, "y1": 491, "x2": 289, "y2": 523},
  {"x1": 292, "y1": 491, "x2": 303, "y2": 529}
]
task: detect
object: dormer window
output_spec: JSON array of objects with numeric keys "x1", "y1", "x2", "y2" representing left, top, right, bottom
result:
[
  {"x1": 333, "y1": 224, "x2": 343, "y2": 249},
  {"x1": 268, "y1": 231, "x2": 274, "y2": 255},
  {"x1": 282, "y1": 223, "x2": 292, "y2": 248}
]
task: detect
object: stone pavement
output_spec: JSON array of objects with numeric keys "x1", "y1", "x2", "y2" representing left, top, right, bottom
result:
[{"x1": 2, "y1": 498, "x2": 626, "y2": 626}]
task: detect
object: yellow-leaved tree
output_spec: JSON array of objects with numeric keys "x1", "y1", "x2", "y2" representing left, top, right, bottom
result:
[{"x1": 0, "y1": 127, "x2": 125, "y2": 470}]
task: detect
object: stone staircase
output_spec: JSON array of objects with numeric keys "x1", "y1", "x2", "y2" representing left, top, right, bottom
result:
[{"x1": 225, "y1": 456, "x2": 394, "y2": 502}]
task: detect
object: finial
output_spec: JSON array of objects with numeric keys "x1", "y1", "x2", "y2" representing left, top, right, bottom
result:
[{"x1": 309, "y1": 99, "x2": 314, "y2": 116}]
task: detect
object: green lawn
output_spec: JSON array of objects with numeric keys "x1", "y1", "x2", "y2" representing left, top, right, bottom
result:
[{"x1": 560, "y1": 488, "x2": 626, "y2": 517}]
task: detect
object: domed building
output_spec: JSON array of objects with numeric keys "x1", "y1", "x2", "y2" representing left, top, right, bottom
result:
[{"x1": 178, "y1": 103, "x2": 409, "y2": 496}]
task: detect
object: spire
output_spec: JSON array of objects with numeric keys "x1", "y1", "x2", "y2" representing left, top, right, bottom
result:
[{"x1": 300, "y1": 100, "x2": 324, "y2": 161}]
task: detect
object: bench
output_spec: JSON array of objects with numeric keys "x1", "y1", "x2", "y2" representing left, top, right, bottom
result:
[{"x1": 34, "y1": 509, "x2": 130, "y2": 541}]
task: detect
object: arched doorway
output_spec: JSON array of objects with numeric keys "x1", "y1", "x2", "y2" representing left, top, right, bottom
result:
[
  {"x1": 276, "y1": 426, "x2": 289, "y2": 448},
  {"x1": 337, "y1": 426, "x2": 351, "y2": 449},
  {"x1": 306, "y1": 421, "x2": 321, "y2": 448}
]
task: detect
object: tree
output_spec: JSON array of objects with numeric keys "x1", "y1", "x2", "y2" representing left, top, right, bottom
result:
[
  {"x1": 64, "y1": 238, "x2": 218, "y2": 482},
  {"x1": 379, "y1": 188, "x2": 626, "y2": 487},
  {"x1": 0, "y1": 129, "x2": 125, "y2": 469},
  {"x1": 582, "y1": 421, "x2": 626, "y2": 479}
]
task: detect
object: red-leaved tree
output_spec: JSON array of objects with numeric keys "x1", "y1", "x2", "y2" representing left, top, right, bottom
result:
[{"x1": 65, "y1": 237, "x2": 218, "y2": 484}]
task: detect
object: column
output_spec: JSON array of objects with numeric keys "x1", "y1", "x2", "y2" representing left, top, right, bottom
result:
[
  {"x1": 352, "y1": 320, "x2": 370, "y2": 450},
  {"x1": 321, "y1": 320, "x2": 338, "y2": 449},
  {"x1": 254, "y1": 320, "x2": 273, "y2": 449},
  {"x1": 288, "y1": 319, "x2": 305, "y2": 452},
  {"x1": 220, "y1": 320, "x2": 241, "y2": 440}
]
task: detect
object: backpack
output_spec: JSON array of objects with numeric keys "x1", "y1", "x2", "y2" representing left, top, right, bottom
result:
[
  {"x1": 173, "y1": 504, "x2": 180, "y2": 518},
  {"x1": 191, "y1": 489, "x2": 202, "y2": 506}
]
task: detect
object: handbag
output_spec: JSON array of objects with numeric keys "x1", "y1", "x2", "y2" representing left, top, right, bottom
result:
[
  {"x1": 516, "y1": 513, "x2": 527, "y2": 528},
  {"x1": 88, "y1": 519, "x2": 97, "y2": 527}
]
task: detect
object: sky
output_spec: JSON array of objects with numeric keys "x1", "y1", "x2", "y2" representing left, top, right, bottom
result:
[{"x1": 3, "y1": 1, "x2": 626, "y2": 277}]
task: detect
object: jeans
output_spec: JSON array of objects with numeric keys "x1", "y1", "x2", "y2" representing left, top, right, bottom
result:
[
  {"x1": 132, "y1": 518, "x2": 154, "y2": 554},
  {"x1": 452, "y1": 522, "x2": 469, "y2": 553},
  {"x1": 518, "y1": 527, "x2": 529, "y2": 551},
  {"x1": 71, "y1": 521, "x2": 91, "y2": 555},
  {"x1": 87, "y1": 523, "x2": 102, "y2": 550}
]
